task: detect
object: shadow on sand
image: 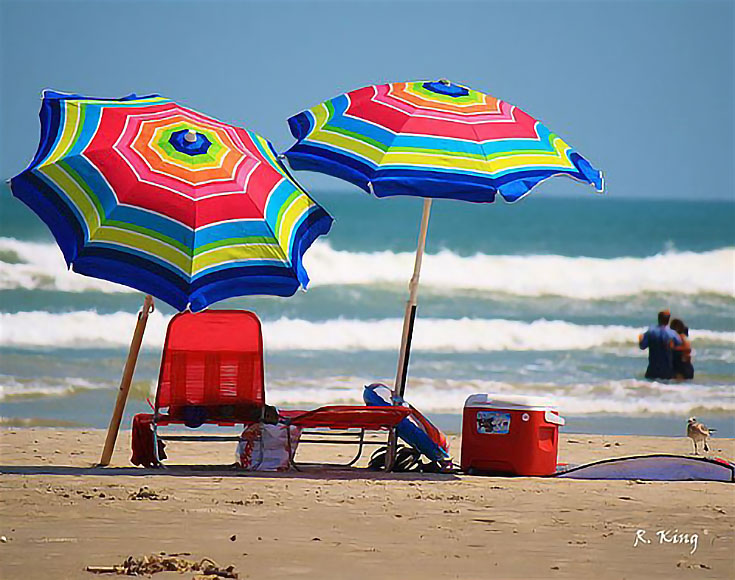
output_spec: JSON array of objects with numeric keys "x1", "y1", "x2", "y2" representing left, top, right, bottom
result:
[{"x1": 0, "y1": 464, "x2": 460, "y2": 481}]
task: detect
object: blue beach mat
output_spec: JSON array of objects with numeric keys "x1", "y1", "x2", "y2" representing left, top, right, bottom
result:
[{"x1": 555, "y1": 454, "x2": 734, "y2": 482}]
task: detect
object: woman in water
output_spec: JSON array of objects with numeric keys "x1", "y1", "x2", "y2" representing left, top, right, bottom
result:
[{"x1": 670, "y1": 318, "x2": 694, "y2": 380}]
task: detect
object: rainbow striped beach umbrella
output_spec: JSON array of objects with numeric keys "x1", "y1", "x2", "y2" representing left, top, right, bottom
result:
[
  {"x1": 284, "y1": 79, "x2": 604, "y2": 404},
  {"x1": 285, "y1": 79, "x2": 603, "y2": 200},
  {"x1": 10, "y1": 90, "x2": 333, "y2": 312}
]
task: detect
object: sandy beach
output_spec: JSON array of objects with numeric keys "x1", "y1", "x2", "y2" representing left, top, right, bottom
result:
[{"x1": 0, "y1": 428, "x2": 732, "y2": 579}]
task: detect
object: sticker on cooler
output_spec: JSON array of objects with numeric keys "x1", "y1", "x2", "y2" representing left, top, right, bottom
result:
[{"x1": 476, "y1": 411, "x2": 511, "y2": 434}]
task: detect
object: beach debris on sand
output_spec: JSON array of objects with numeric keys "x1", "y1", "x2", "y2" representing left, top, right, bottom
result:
[
  {"x1": 127, "y1": 486, "x2": 169, "y2": 501},
  {"x1": 677, "y1": 560, "x2": 711, "y2": 570},
  {"x1": 85, "y1": 553, "x2": 238, "y2": 577}
]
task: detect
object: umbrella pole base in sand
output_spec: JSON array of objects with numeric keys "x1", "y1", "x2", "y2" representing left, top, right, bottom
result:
[{"x1": 98, "y1": 295, "x2": 155, "y2": 467}]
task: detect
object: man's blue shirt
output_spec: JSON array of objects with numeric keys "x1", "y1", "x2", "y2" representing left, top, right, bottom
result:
[{"x1": 639, "y1": 325, "x2": 682, "y2": 379}]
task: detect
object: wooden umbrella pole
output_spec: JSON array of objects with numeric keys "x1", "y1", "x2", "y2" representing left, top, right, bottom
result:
[
  {"x1": 386, "y1": 197, "x2": 432, "y2": 470},
  {"x1": 98, "y1": 294, "x2": 155, "y2": 467},
  {"x1": 395, "y1": 197, "x2": 432, "y2": 397}
]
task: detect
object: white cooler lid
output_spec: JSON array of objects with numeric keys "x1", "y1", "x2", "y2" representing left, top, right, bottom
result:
[{"x1": 465, "y1": 393, "x2": 558, "y2": 411}]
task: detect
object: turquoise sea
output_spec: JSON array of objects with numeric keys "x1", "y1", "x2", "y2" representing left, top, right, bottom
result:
[{"x1": 1, "y1": 184, "x2": 734, "y2": 437}]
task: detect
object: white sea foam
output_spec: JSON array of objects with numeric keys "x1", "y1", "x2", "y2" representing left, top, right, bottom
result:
[
  {"x1": 0, "y1": 310, "x2": 170, "y2": 349},
  {"x1": 1, "y1": 372, "x2": 732, "y2": 416},
  {"x1": 265, "y1": 376, "x2": 735, "y2": 415},
  {"x1": 0, "y1": 375, "x2": 114, "y2": 402},
  {"x1": 2, "y1": 237, "x2": 733, "y2": 299},
  {"x1": 0, "y1": 237, "x2": 135, "y2": 293},
  {"x1": 303, "y1": 243, "x2": 735, "y2": 298},
  {"x1": 1, "y1": 311, "x2": 733, "y2": 351}
]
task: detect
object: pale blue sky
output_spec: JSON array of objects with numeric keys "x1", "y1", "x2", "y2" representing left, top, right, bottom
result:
[{"x1": 1, "y1": 0, "x2": 733, "y2": 199}]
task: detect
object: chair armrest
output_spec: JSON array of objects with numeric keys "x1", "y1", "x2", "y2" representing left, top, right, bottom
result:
[{"x1": 285, "y1": 405, "x2": 411, "y2": 429}]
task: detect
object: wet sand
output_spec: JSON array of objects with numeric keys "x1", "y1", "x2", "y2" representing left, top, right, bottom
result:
[{"x1": 0, "y1": 428, "x2": 733, "y2": 579}]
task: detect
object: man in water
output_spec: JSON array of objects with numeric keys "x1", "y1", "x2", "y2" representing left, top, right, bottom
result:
[{"x1": 638, "y1": 310, "x2": 682, "y2": 379}]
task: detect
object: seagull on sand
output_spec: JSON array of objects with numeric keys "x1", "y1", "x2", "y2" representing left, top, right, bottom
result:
[{"x1": 687, "y1": 417, "x2": 716, "y2": 454}]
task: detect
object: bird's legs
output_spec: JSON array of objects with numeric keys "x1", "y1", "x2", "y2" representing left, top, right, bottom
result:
[
  {"x1": 704, "y1": 441, "x2": 709, "y2": 453},
  {"x1": 692, "y1": 440, "x2": 698, "y2": 454}
]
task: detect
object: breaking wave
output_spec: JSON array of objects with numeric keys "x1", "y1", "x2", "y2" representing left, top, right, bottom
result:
[
  {"x1": 1, "y1": 372, "x2": 732, "y2": 416},
  {"x1": 1, "y1": 237, "x2": 733, "y2": 299},
  {"x1": 303, "y1": 243, "x2": 735, "y2": 298},
  {"x1": 0, "y1": 375, "x2": 153, "y2": 402},
  {"x1": 1, "y1": 310, "x2": 732, "y2": 351},
  {"x1": 0, "y1": 238, "x2": 135, "y2": 294},
  {"x1": 266, "y1": 376, "x2": 735, "y2": 415}
]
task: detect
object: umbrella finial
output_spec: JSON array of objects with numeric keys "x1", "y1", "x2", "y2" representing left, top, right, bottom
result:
[
  {"x1": 439, "y1": 78, "x2": 451, "y2": 86},
  {"x1": 184, "y1": 129, "x2": 197, "y2": 143}
]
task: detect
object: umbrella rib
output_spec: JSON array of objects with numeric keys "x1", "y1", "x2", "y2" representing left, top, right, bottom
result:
[
  {"x1": 262, "y1": 209, "x2": 292, "y2": 267},
  {"x1": 256, "y1": 182, "x2": 294, "y2": 268}
]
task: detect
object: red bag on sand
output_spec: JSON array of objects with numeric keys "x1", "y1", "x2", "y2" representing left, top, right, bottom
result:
[{"x1": 131, "y1": 414, "x2": 166, "y2": 467}]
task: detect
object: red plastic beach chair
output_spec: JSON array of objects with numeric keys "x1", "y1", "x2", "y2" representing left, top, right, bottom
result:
[
  {"x1": 155, "y1": 310, "x2": 266, "y2": 419},
  {"x1": 131, "y1": 310, "x2": 409, "y2": 467},
  {"x1": 131, "y1": 310, "x2": 268, "y2": 466}
]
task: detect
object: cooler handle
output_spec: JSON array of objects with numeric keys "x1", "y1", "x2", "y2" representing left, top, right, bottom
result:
[{"x1": 544, "y1": 410, "x2": 565, "y2": 426}]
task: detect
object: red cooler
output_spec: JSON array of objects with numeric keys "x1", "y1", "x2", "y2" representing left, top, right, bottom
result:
[{"x1": 461, "y1": 394, "x2": 565, "y2": 476}]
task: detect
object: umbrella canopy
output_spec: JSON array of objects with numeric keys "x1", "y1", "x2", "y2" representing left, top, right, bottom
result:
[
  {"x1": 283, "y1": 79, "x2": 604, "y2": 403},
  {"x1": 285, "y1": 79, "x2": 603, "y2": 201},
  {"x1": 11, "y1": 90, "x2": 333, "y2": 311}
]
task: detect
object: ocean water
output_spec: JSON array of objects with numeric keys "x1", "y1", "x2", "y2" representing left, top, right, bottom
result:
[{"x1": 1, "y1": 184, "x2": 734, "y2": 437}]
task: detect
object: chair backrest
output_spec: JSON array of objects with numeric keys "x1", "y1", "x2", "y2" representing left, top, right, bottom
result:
[{"x1": 155, "y1": 310, "x2": 265, "y2": 410}]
